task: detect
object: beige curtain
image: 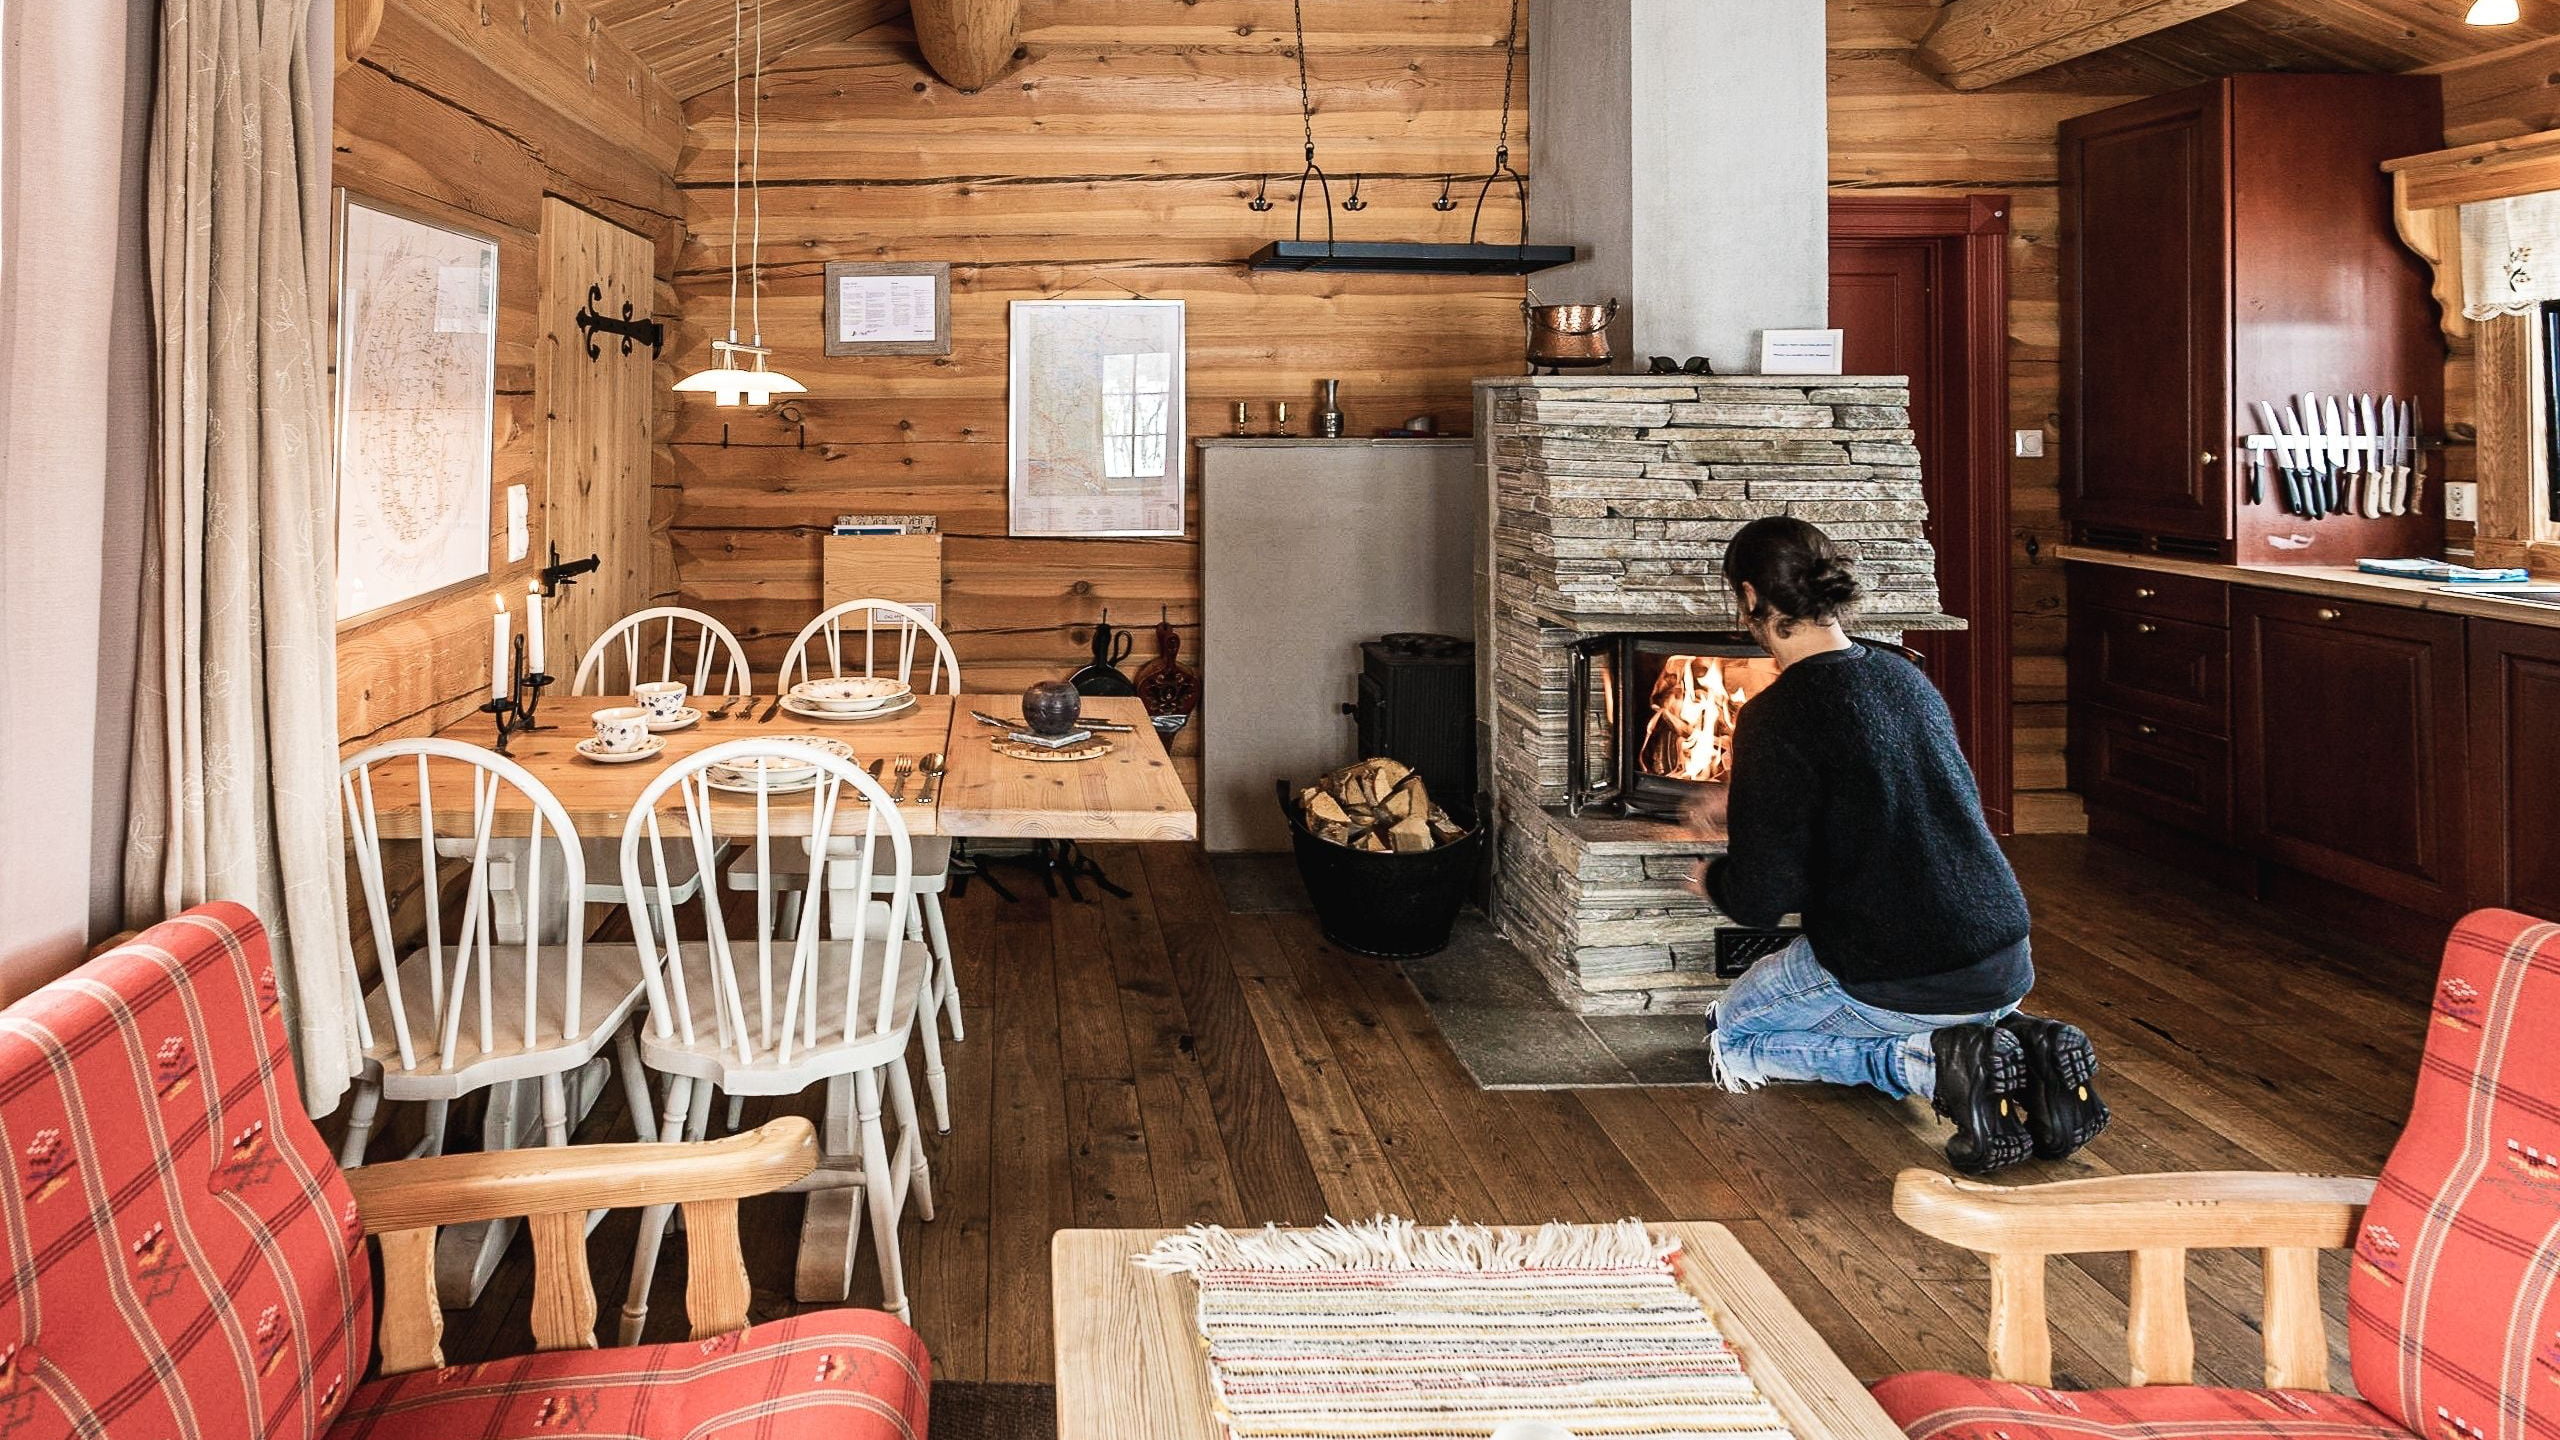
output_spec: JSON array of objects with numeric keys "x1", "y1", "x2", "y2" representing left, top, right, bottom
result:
[
  {"x1": 127, "y1": 0, "x2": 358, "y2": 1114},
  {"x1": 0, "y1": 0, "x2": 155, "y2": 1001}
]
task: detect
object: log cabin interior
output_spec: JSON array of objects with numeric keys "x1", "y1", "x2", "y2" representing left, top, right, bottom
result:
[{"x1": 13, "y1": 0, "x2": 2560, "y2": 1436}]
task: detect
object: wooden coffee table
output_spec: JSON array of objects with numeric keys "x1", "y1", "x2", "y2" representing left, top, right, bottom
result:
[{"x1": 1051, "y1": 1222, "x2": 1907, "y2": 1440}]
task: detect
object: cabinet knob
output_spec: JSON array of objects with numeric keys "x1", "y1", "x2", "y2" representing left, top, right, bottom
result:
[
  {"x1": 2316, "y1": 607, "x2": 2343, "y2": 622},
  {"x1": 2136, "y1": 723, "x2": 2160, "y2": 737},
  {"x1": 2134, "y1": 621, "x2": 2159, "y2": 635},
  {"x1": 2133, "y1": 586, "x2": 2158, "y2": 600},
  {"x1": 2200, "y1": 451, "x2": 2218, "y2": 466}
]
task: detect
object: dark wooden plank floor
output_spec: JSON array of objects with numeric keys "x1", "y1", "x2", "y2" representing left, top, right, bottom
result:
[{"x1": 431, "y1": 835, "x2": 2435, "y2": 1391}]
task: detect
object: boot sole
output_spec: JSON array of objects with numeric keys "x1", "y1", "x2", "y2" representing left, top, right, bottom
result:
[
  {"x1": 1940, "y1": 1029, "x2": 2035, "y2": 1176},
  {"x1": 2006, "y1": 1017, "x2": 2109, "y2": 1160}
]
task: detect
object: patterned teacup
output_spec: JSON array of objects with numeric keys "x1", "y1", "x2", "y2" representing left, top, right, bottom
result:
[
  {"x1": 592, "y1": 705, "x2": 652, "y2": 754},
  {"x1": 634, "y1": 680, "x2": 689, "y2": 720}
]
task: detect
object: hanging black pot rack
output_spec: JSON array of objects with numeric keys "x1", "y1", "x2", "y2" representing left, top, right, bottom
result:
[{"x1": 1244, "y1": 0, "x2": 1572, "y2": 276}]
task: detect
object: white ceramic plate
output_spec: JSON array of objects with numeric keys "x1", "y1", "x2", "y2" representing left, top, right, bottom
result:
[
  {"x1": 643, "y1": 707, "x2": 703, "y2": 733},
  {"x1": 781, "y1": 692, "x2": 919, "y2": 724},
  {"x1": 791, "y1": 676, "x2": 914, "y2": 713},
  {"x1": 576, "y1": 736, "x2": 666, "y2": 764},
  {"x1": 704, "y1": 772, "x2": 818, "y2": 796}
]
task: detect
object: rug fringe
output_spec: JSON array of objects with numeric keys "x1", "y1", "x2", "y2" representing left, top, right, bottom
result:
[{"x1": 1136, "y1": 1217, "x2": 1678, "y2": 1275}]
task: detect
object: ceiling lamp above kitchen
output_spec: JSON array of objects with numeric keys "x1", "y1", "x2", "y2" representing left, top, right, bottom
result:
[
  {"x1": 674, "y1": 0, "x2": 805, "y2": 407},
  {"x1": 1244, "y1": 0, "x2": 1574, "y2": 276},
  {"x1": 2467, "y1": 0, "x2": 2521, "y2": 24}
]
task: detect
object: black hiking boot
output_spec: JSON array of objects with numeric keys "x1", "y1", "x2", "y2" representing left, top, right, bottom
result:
[
  {"x1": 1929, "y1": 1024, "x2": 2033, "y2": 1175},
  {"x1": 1999, "y1": 1013, "x2": 2110, "y2": 1160}
]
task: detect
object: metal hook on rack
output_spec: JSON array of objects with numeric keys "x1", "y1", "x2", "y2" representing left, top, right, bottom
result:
[
  {"x1": 1341, "y1": 174, "x2": 1368, "y2": 212},
  {"x1": 1432, "y1": 175, "x2": 1458, "y2": 212},
  {"x1": 1247, "y1": 175, "x2": 1274, "y2": 213}
]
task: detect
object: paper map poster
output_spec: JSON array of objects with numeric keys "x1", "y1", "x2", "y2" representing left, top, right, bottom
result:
[
  {"x1": 334, "y1": 197, "x2": 498, "y2": 620},
  {"x1": 837, "y1": 273, "x2": 939, "y2": 344},
  {"x1": 1007, "y1": 300, "x2": 1187, "y2": 537}
]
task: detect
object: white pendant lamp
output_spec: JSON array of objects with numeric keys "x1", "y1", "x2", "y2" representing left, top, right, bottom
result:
[
  {"x1": 2467, "y1": 0, "x2": 2521, "y2": 24},
  {"x1": 675, "y1": 0, "x2": 803, "y2": 406}
]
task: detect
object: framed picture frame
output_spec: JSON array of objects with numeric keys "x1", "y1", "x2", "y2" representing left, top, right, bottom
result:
[
  {"x1": 332, "y1": 192, "x2": 501, "y2": 623},
  {"x1": 1007, "y1": 299, "x2": 1188, "y2": 538},
  {"x1": 824, "y1": 260, "x2": 952, "y2": 356}
]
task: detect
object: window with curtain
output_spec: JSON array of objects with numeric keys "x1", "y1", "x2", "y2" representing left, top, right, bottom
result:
[{"x1": 1101, "y1": 350, "x2": 1171, "y2": 481}]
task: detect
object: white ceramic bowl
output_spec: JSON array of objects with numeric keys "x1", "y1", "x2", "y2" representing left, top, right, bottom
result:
[{"x1": 791, "y1": 676, "x2": 913, "y2": 713}]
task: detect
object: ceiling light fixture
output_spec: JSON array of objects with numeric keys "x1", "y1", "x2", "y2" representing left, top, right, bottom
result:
[
  {"x1": 2467, "y1": 0, "x2": 2521, "y2": 25},
  {"x1": 674, "y1": 0, "x2": 804, "y2": 406}
]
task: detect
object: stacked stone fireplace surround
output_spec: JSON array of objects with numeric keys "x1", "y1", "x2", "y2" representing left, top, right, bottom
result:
[{"x1": 1474, "y1": 374, "x2": 1959, "y2": 1014}]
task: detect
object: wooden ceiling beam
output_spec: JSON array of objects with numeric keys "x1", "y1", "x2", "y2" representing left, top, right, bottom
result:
[
  {"x1": 594, "y1": 0, "x2": 910, "y2": 101},
  {"x1": 912, "y1": 0, "x2": 1020, "y2": 92},
  {"x1": 1919, "y1": 0, "x2": 2254, "y2": 91}
]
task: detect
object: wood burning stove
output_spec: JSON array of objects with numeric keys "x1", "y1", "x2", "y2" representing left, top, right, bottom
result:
[{"x1": 1567, "y1": 632, "x2": 1781, "y2": 818}]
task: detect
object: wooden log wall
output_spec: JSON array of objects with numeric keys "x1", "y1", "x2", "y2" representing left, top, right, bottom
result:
[
  {"x1": 333, "y1": 0, "x2": 685, "y2": 747},
  {"x1": 667, "y1": 1, "x2": 1533, "y2": 793},
  {"x1": 1831, "y1": 1, "x2": 2174, "y2": 833}
]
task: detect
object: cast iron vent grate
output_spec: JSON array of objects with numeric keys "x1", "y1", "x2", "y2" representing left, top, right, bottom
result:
[{"x1": 1713, "y1": 925, "x2": 1802, "y2": 979}]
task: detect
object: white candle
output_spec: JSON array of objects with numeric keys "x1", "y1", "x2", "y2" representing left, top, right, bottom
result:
[
  {"x1": 524, "y1": 579, "x2": 546, "y2": 675},
  {"x1": 491, "y1": 594, "x2": 512, "y2": 702}
]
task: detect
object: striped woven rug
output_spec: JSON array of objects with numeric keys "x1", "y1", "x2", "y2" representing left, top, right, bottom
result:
[{"x1": 1138, "y1": 1218, "x2": 1801, "y2": 1440}]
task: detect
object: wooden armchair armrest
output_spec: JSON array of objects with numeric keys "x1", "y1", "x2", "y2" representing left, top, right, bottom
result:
[
  {"x1": 1891, "y1": 1168, "x2": 2377, "y2": 1392},
  {"x1": 1894, "y1": 1168, "x2": 2375, "y2": 1254},
  {"x1": 350, "y1": 1119, "x2": 819, "y2": 1376}
]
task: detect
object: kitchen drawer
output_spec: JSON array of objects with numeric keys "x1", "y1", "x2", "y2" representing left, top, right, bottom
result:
[
  {"x1": 2069, "y1": 563, "x2": 2229, "y2": 626},
  {"x1": 2069, "y1": 606, "x2": 2229, "y2": 734},
  {"x1": 2071, "y1": 702, "x2": 2230, "y2": 838}
]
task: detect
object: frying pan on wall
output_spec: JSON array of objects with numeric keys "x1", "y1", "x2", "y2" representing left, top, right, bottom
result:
[{"x1": 1070, "y1": 610, "x2": 1139, "y2": 696}]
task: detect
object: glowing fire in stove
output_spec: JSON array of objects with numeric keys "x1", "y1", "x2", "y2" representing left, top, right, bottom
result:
[{"x1": 1639, "y1": 656, "x2": 1752, "y2": 783}]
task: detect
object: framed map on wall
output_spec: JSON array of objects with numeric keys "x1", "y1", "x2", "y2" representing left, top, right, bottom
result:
[
  {"x1": 1007, "y1": 299, "x2": 1187, "y2": 537},
  {"x1": 333, "y1": 194, "x2": 499, "y2": 621}
]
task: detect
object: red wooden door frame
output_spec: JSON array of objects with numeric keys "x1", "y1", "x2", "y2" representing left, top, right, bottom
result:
[{"x1": 1830, "y1": 194, "x2": 2015, "y2": 834}]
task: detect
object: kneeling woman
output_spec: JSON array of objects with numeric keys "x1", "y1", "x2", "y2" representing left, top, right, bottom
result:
[{"x1": 1697, "y1": 516, "x2": 2105, "y2": 1174}]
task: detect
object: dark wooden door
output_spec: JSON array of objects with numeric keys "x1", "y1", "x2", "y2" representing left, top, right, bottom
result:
[
  {"x1": 1830, "y1": 198, "x2": 2012, "y2": 833},
  {"x1": 2235, "y1": 591, "x2": 2467, "y2": 916},
  {"x1": 2469, "y1": 620, "x2": 2560, "y2": 918},
  {"x1": 2061, "y1": 88, "x2": 2229, "y2": 542}
]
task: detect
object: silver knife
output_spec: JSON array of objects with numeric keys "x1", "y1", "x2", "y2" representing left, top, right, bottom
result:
[
  {"x1": 2322, "y1": 395, "x2": 2350, "y2": 514},
  {"x1": 2253, "y1": 400, "x2": 2298, "y2": 515},
  {"x1": 2406, "y1": 396, "x2": 2425, "y2": 515},
  {"x1": 2293, "y1": 394, "x2": 2329, "y2": 514},
  {"x1": 2356, "y1": 394, "x2": 2379, "y2": 518},
  {"x1": 2387, "y1": 397, "x2": 2409, "y2": 514}
]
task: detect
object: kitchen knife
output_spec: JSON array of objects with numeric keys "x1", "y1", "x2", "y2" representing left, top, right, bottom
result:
[
  {"x1": 2269, "y1": 402, "x2": 2311, "y2": 516},
  {"x1": 2289, "y1": 396, "x2": 2329, "y2": 516},
  {"x1": 2387, "y1": 396, "x2": 2409, "y2": 515},
  {"x1": 2358, "y1": 394, "x2": 2382, "y2": 518},
  {"x1": 2322, "y1": 395, "x2": 2350, "y2": 514},
  {"x1": 2340, "y1": 394, "x2": 2363, "y2": 518},
  {"x1": 2406, "y1": 396, "x2": 2426, "y2": 515},
  {"x1": 2253, "y1": 400, "x2": 2300, "y2": 515}
]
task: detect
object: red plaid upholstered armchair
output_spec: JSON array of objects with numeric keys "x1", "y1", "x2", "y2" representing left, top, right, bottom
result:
[
  {"x1": 1872, "y1": 907, "x2": 2560, "y2": 1440},
  {"x1": 0, "y1": 904, "x2": 930, "y2": 1439}
]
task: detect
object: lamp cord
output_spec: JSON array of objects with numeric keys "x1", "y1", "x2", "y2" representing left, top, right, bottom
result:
[
  {"x1": 750, "y1": 0, "x2": 766, "y2": 348},
  {"x1": 725, "y1": 0, "x2": 742, "y2": 346}
]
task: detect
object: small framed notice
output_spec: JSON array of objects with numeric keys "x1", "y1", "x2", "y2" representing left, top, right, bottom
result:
[
  {"x1": 823, "y1": 261, "x2": 951, "y2": 356},
  {"x1": 1758, "y1": 327, "x2": 1845, "y2": 376}
]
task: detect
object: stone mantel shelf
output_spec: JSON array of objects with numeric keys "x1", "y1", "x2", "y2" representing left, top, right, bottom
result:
[
  {"x1": 1194, "y1": 437, "x2": 1470, "y2": 449},
  {"x1": 1528, "y1": 600, "x2": 1967, "y2": 632},
  {"x1": 1474, "y1": 373, "x2": 1913, "y2": 390}
]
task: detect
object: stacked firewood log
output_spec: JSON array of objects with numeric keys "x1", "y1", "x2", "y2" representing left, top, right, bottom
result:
[{"x1": 1296, "y1": 758, "x2": 1469, "y2": 853}]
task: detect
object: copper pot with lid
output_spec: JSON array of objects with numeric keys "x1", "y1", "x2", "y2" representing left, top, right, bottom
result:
[{"x1": 1523, "y1": 292, "x2": 1619, "y2": 373}]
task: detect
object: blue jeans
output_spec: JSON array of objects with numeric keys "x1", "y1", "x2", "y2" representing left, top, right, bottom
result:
[{"x1": 1710, "y1": 938, "x2": 2018, "y2": 1101}]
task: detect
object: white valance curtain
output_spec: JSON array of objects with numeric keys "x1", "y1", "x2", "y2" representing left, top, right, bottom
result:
[
  {"x1": 2460, "y1": 192, "x2": 2560, "y2": 319},
  {"x1": 125, "y1": 0, "x2": 358, "y2": 1114}
]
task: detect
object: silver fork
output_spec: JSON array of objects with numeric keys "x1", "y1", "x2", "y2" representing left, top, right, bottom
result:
[{"x1": 891, "y1": 755, "x2": 916, "y2": 803}]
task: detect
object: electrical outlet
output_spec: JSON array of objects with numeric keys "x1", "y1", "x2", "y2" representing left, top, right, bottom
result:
[
  {"x1": 506, "y1": 485, "x2": 530, "y2": 561},
  {"x1": 2013, "y1": 429, "x2": 2046, "y2": 459},
  {"x1": 2446, "y1": 481, "x2": 2479, "y2": 522}
]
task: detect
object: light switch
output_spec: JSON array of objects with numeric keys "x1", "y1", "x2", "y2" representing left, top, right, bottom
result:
[
  {"x1": 506, "y1": 484, "x2": 530, "y2": 561},
  {"x1": 2013, "y1": 429, "x2": 2046, "y2": 459}
]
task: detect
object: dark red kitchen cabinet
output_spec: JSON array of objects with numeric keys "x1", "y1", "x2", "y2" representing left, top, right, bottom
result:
[
  {"x1": 2468, "y1": 620, "x2": 2560, "y2": 918},
  {"x1": 2235, "y1": 591, "x2": 2468, "y2": 917},
  {"x1": 2060, "y1": 74, "x2": 2443, "y2": 564}
]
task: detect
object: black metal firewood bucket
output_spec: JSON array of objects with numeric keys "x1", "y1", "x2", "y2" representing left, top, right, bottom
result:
[{"x1": 1276, "y1": 781, "x2": 1484, "y2": 959}]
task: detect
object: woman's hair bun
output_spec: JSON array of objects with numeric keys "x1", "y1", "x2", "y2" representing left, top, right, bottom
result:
[{"x1": 1722, "y1": 516, "x2": 1861, "y2": 629}]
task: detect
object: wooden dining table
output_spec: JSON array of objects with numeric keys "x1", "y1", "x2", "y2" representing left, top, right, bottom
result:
[
  {"x1": 358, "y1": 688, "x2": 1196, "y2": 1308},
  {"x1": 373, "y1": 691, "x2": 1196, "y2": 844}
]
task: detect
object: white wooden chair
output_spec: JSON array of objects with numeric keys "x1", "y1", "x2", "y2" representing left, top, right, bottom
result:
[
  {"x1": 725, "y1": 597, "x2": 968, "y2": 1132},
  {"x1": 458, "y1": 607, "x2": 758, "y2": 948},
  {"x1": 618, "y1": 738, "x2": 935, "y2": 1338},
  {"x1": 335, "y1": 738, "x2": 655, "y2": 1177}
]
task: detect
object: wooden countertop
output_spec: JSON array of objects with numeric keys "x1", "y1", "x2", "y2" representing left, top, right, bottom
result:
[{"x1": 2057, "y1": 545, "x2": 2560, "y2": 630}]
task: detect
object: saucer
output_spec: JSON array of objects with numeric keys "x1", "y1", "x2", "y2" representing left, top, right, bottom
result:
[
  {"x1": 576, "y1": 736, "x2": 665, "y2": 764},
  {"x1": 781, "y1": 692, "x2": 918, "y2": 723},
  {"x1": 643, "y1": 707, "x2": 703, "y2": 733}
]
